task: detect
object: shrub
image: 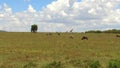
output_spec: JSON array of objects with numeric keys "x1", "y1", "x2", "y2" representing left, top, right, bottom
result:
[
  {"x1": 90, "y1": 60, "x2": 101, "y2": 68},
  {"x1": 85, "y1": 30, "x2": 102, "y2": 33},
  {"x1": 108, "y1": 60, "x2": 120, "y2": 68},
  {"x1": 85, "y1": 29, "x2": 120, "y2": 33}
]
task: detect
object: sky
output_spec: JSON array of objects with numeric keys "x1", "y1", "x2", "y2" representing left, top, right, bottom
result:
[
  {"x1": 0, "y1": 0, "x2": 120, "y2": 32},
  {"x1": 0, "y1": 0, "x2": 56, "y2": 12}
]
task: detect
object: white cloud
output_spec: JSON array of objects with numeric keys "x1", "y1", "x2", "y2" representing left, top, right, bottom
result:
[
  {"x1": 88, "y1": 8, "x2": 97, "y2": 15},
  {"x1": 69, "y1": 0, "x2": 77, "y2": 7},
  {"x1": 0, "y1": 0, "x2": 120, "y2": 32},
  {"x1": 27, "y1": 5, "x2": 36, "y2": 13},
  {"x1": 0, "y1": 14, "x2": 4, "y2": 17},
  {"x1": 39, "y1": 0, "x2": 120, "y2": 31},
  {"x1": 3, "y1": 3, "x2": 12, "y2": 14}
]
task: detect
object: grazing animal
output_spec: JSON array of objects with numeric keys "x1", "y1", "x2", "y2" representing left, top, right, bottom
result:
[
  {"x1": 69, "y1": 36, "x2": 74, "y2": 39},
  {"x1": 56, "y1": 32, "x2": 60, "y2": 36},
  {"x1": 116, "y1": 35, "x2": 120, "y2": 37},
  {"x1": 81, "y1": 36, "x2": 88, "y2": 40}
]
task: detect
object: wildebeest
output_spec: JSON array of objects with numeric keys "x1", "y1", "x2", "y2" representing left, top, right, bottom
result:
[
  {"x1": 56, "y1": 32, "x2": 61, "y2": 36},
  {"x1": 69, "y1": 36, "x2": 74, "y2": 39},
  {"x1": 116, "y1": 35, "x2": 120, "y2": 37},
  {"x1": 81, "y1": 36, "x2": 88, "y2": 40}
]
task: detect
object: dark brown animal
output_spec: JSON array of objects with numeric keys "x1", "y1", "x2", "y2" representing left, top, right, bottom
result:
[
  {"x1": 56, "y1": 32, "x2": 60, "y2": 36},
  {"x1": 116, "y1": 35, "x2": 120, "y2": 37},
  {"x1": 81, "y1": 36, "x2": 88, "y2": 40},
  {"x1": 69, "y1": 36, "x2": 74, "y2": 39}
]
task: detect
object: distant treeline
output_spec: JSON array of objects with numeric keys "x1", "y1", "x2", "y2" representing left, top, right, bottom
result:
[
  {"x1": 0, "y1": 30, "x2": 6, "y2": 32},
  {"x1": 85, "y1": 29, "x2": 120, "y2": 33}
]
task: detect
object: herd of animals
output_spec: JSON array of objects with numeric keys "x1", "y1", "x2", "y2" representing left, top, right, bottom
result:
[{"x1": 46, "y1": 32, "x2": 120, "y2": 40}]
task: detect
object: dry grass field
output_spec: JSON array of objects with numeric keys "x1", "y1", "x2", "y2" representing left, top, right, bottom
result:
[{"x1": 0, "y1": 32, "x2": 120, "y2": 68}]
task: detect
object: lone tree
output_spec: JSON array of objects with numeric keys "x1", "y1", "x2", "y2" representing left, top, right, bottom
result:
[{"x1": 31, "y1": 24, "x2": 38, "y2": 33}]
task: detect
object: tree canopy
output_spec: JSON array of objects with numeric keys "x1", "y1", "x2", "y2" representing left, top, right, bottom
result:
[{"x1": 31, "y1": 24, "x2": 38, "y2": 33}]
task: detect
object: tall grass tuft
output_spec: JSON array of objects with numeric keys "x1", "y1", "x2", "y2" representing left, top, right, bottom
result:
[
  {"x1": 68, "y1": 59, "x2": 101, "y2": 68},
  {"x1": 90, "y1": 60, "x2": 101, "y2": 68},
  {"x1": 42, "y1": 61, "x2": 63, "y2": 68},
  {"x1": 68, "y1": 59, "x2": 82, "y2": 67},
  {"x1": 83, "y1": 60, "x2": 100, "y2": 68},
  {"x1": 108, "y1": 60, "x2": 120, "y2": 68},
  {"x1": 23, "y1": 61, "x2": 37, "y2": 68}
]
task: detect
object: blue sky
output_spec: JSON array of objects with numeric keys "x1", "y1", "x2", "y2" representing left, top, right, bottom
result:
[
  {"x1": 0, "y1": 0, "x2": 55, "y2": 12},
  {"x1": 0, "y1": 0, "x2": 83, "y2": 13},
  {"x1": 118, "y1": 4, "x2": 120, "y2": 9}
]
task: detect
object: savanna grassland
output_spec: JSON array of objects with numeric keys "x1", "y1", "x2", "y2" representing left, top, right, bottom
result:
[{"x1": 0, "y1": 32, "x2": 120, "y2": 68}]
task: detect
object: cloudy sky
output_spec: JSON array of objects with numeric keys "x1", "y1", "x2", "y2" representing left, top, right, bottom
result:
[{"x1": 0, "y1": 0, "x2": 120, "y2": 32}]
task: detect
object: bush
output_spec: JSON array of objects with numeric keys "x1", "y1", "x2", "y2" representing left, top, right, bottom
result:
[
  {"x1": 85, "y1": 29, "x2": 120, "y2": 33},
  {"x1": 90, "y1": 60, "x2": 101, "y2": 68},
  {"x1": 108, "y1": 60, "x2": 120, "y2": 68},
  {"x1": 85, "y1": 30, "x2": 102, "y2": 33}
]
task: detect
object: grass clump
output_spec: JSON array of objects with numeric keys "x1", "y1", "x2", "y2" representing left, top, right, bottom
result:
[
  {"x1": 23, "y1": 61, "x2": 37, "y2": 68},
  {"x1": 108, "y1": 60, "x2": 120, "y2": 68},
  {"x1": 83, "y1": 60, "x2": 101, "y2": 68},
  {"x1": 42, "y1": 61, "x2": 63, "y2": 68},
  {"x1": 89, "y1": 60, "x2": 101, "y2": 68},
  {"x1": 68, "y1": 59, "x2": 101, "y2": 68},
  {"x1": 68, "y1": 59, "x2": 82, "y2": 67}
]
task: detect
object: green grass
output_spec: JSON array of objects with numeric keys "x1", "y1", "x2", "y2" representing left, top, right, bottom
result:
[{"x1": 0, "y1": 32, "x2": 120, "y2": 68}]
